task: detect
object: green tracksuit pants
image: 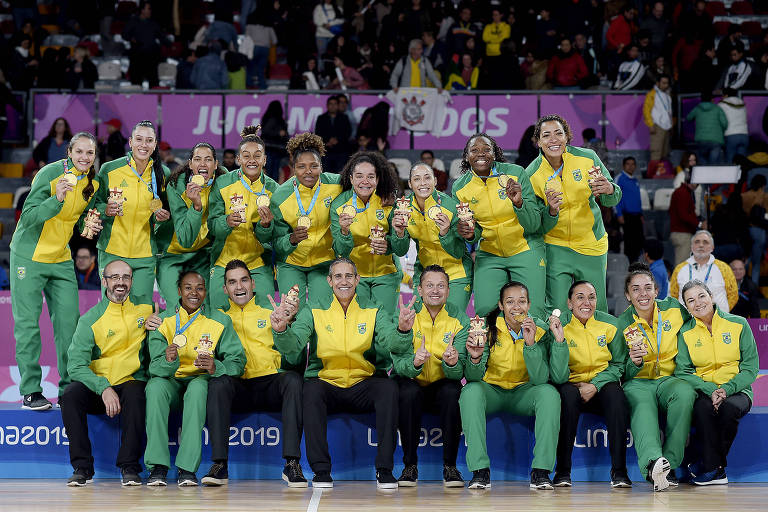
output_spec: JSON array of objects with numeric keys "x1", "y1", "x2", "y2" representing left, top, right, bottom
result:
[
  {"x1": 10, "y1": 252, "x2": 79, "y2": 397},
  {"x1": 275, "y1": 261, "x2": 332, "y2": 307},
  {"x1": 545, "y1": 244, "x2": 607, "y2": 313},
  {"x1": 156, "y1": 251, "x2": 210, "y2": 309},
  {"x1": 472, "y1": 246, "x2": 546, "y2": 319},
  {"x1": 144, "y1": 375, "x2": 209, "y2": 473},
  {"x1": 208, "y1": 264, "x2": 274, "y2": 311},
  {"x1": 459, "y1": 381, "x2": 560, "y2": 472},
  {"x1": 623, "y1": 376, "x2": 696, "y2": 478},
  {"x1": 98, "y1": 251, "x2": 156, "y2": 306},
  {"x1": 413, "y1": 273, "x2": 472, "y2": 316},
  {"x1": 357, "y1": 271, "x2": 402, "y2": 318}
]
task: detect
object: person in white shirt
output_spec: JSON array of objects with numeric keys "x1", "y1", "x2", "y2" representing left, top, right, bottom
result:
[
  {"x1": 313, "y1": 0, "x2": 344, "y2": 71},
  {"x1": 613, "y1": 44, "x2": 646, "y2": 90},
  {"x1": 643, "y1": 74, "x2": 673, "y2": 161},
  {"x1": 718, "y1": 88, "x2": 748, "y2": 164}
]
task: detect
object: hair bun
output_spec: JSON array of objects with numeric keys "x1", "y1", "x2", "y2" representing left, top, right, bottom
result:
[{"x1": 240, "y1": 125, "x2": 261, "y2": 138}]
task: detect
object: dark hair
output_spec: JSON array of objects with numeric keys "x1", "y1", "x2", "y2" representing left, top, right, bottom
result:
[
  {"x1": 750, "y1": 174, "x2": 767, "y2": 191},
  {"x1": 48, "y1": 117, "x2": 73, "y2": 140},
  {"x1": 658, "y1": 73, "x2": 671, "y2": 83},
  {"x1": 177, "y1": 270, "x2": 205, "y2": 289},
  {"x1": 644, "y1": 238, "x2": 664, "y2": 261},
  {"x1": 168, "y1": 142, "x2": 225, "y2": 187},
  {"x1": 409, "y1": 161, "x2": 434, "y2": 179},
  {"x1": 326, "y1": 95, "x2": 339, "y2": 106},
  {"x1": 701, "y1": 89, "x2": 713, "y2": 102},
  {"x1": 624, "y1": 262, "x2": 657, "y2": 294},
  {"x1": 533, "y1": 114, "x2": 573, "y2": 144},
  {"x1": 238, "y1": 124, "x2": 266, "y2": 154},
  {"x1": 328, "y1": 257, "x2": 357, "y2": 277},
  {"x1": 223, "y1": 259, "x2": 250, "y2": 283},
  {"x1": 678, "y1": 150, "x2": 696, "y2": 170},
  {"x1": 131, "y1": 121, "x2": 166, "y2": 202},
  {"x1": 486, "y1": 281, "x2": 530, "y2": 349},
  {"x1": 223, "y1": 148, "x2": 236, "y2": 157},
  {"x1": 568, "y1": 280, "x2": 596, "y2": 299},
  {"x1": 286, "y1": 132, "x2": 326, "y2": 165},
  {"x1": 68, "y1": 131, "x2": 98, "y2": 201},
  {"x1": 622, "y1": 156, "x2": 636, "y2": 166},
  {"x1": 681, "y1": 279, "x2": 713, "y2": 302},
  {"x1": 723, "y1": 87, "x2": 738, "y2": 97},
  {"x1": 262, "y1": 100, "x2": 284, "y2": 123},
  {"x1": 582, "y1": 128, "x2": 596, "y2": 140},
  {"x1": 460, "y1": 133, "x2": 506, "y2": 174},
  {"x1": 420, "y1": 264, "x2": 449, "y2": 284},
  {"x1": 420, "y1": 150, "x2": 434, "y2": 158},
  {"x1": 340, "y1": 151, "x2": 399, "y2": 202}
]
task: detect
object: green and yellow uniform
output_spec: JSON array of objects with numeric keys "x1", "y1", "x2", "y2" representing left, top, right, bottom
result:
[
  {"x1": 270, "y1": 174, "x2": 342, "y2": 306},
  {"x1": 330, "y1": 190, "x2": 402, "y2": 317},
  {"x1": 207, "y1": 169, "x2": 278, "y2": 310},
  {"x1": 94, "y1": 153, "x2": 170, "y2": 305},
  {"x1": 144, "y1": 305, "x2": 245, "y2": 473},
  {"x1": 389, "y1": 191, "x2": 473, "y2": 314},
  {"x1": 457, "y1": 315, "x2": 560, "y2": 472},
  {"x1": 451, "y1": 162, "x2": 546, "y2": 318},
  {"x1": 526, "y1": 146, "x2": 622, "y2": 312},
  {"x1": 10, "y1": 158, "x2": 99, "y2": 396},
  {"x1": 614, "y1": 297, "x2": 695, "y2": 478}
]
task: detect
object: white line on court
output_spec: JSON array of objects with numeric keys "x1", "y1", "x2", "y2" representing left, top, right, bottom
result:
[{"x1": 306, "y1": 487, "x2": 323, "y2": 512}]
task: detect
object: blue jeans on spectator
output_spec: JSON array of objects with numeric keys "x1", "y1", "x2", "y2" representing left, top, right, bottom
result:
[
  {"x1": 750, "y1": 226, "x2": 766, "y2": 284},
  {"x1": 725, "y1": 134, "x2": 749, "y2": 164},
  {"x1": 697, "y1": 142, "x2": 724, "y2": 165},
  {"x1": 316, "y1": 36, "x2": 332, "y2": 71},
  {"x1": 248, "y1": 46, "x2": 270, "y2": 89}
]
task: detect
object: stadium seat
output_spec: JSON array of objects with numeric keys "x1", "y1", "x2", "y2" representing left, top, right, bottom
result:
[
  {"x1": 714, "y1": 21, "x2": 732, "y2": 36},
  {"x1": 0, "y1": 193, "x2": 13, "y2": 209},
  {"x1": 97, "y1": 61, "x2": 122, "y2": 81},
  {"x1": 730, "y1": 1, "x2": 754, "y2": 15},
  {"x1": 0, "y1": 163, "x2": 23, "y2": 178},
  {"x1": 116, "y1": 1, "x2": 137, "y2": 18},
  {"x1": 741, "y1": 21, "x2": 763, "y2": 37},
  {"x1": 606, "y1": 270, "x2": 626, "y2": 297},
  {"x1": 607, "y1": 253, "x2": 629, "y2": 273},
  {"x1": 432, "y1": 158, "x2": 446, "y2": 172},
  {"x1": 158, "y1": 62, "x2": 177, "y2": 81},
  {"x1": 40, "y1": 24, "x2": 59, "y2": 34},
  {"x1": 611, "y1": 295, "x2": 630, "y2": 315},
  {"x1": 449, "y1": 158, "x2": 464, "y2": 179},
  {"x1": 640, "y1": 187, "x2": 651, "y2": 210},
  {"x1": 389, "y1": 158, "x2": 412, "y2": 181},
  {"x1": 705, "y1": 1, "x2": 727, "y2": 17},
  {"x1": 653, "y1": 188, "x2": 674, "y2": 210}
]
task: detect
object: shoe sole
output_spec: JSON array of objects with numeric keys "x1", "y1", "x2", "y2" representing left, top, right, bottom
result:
[
  {"x1": 66, "y1": 478, "x2": 93, "y2": 487},
  {"x1": 201, "y1": 477, "x2": 227, "y2": 487},
  {"x1": 611, "y1": 481, "x2": 632, "y2": 488},
  {"x1": 312, "y1": 481, "x2": 333, "y2": 488},
  {"x1": 530, "y1": 483, "x2": 554, "y2": 490},
  {"x1": 377, "y1": 482, "x2": 398, "y2": 489},
  {"x1": 121, "y1": 480, "x2": 141, "y2": 486},
  {"x1": 443, "y1": 480, "x2": 465, "y2": 488},
  {"x1": 650, "y1": 457, "x2": 671, "y2": 492},
  {"x1": 694, "y1": 477, "x2": 728, "y2": 486},
  {"x1": 553, "y1": 481, "x2": 572, "y2": 487},
  {"x1": 146, "y1": 481, "x2": 167, "y2": 487},
  {"x1": 397, "y1": 480, "x2": 417, "y2": 487},
  {"x1": 178, "y1": 480, "x2": 198, "y2": 487},
  {"x1": 467, "y1": 482, "x2": 490, "y2": 489},
  {"x1": 22, "y1": 404, "x2": 52, "y2": 411},
  {"x1": 282, "y1": 474, "x2": 308, "y2": 488}
]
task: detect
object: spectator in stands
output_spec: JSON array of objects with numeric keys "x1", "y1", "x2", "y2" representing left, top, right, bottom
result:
[
  {"x1": 401, "y1": 0, "x2": 432, "y2": 42},
  {"x1": 615, "y1": 156, "x2": 645, "y2": 263},
  {"x1": 711, "y1": 193, "x2": 750, "y2": 262},
  {"x1": 741, "y1": 175, "x2": 768, "y2": 285},
  {"x1": 719, "y1": 88, "x2": 749, "y2": 164},
  {"x1": 606, "y1": 6, "x2": 636, "y2": 64},
  {"x1": 522, "y1": 50, "x2": 549, "y2": 90},
  {"x1": 313, "y1": 0, "x2": 344, "y2": 71},
  {"x1": 730, "y1": 258, "x2": 762, "y2": 318},
  {"x1": 482, "y1": 8, "x2": 510, "y2": 75},
  {"x1": 669, "y1": 170, "x2": 705, "y2": 265},
  {"x1": 581, "y1": 128, "x2": 608, "y2": 164},
  {"x1": 448, "y1": 7, "x2": 478, "y2": 59},
  {"x1": 640, "y1": 2, "x2": 670, "y2": 56},
  {"x1": 245, "y1": 8, "x2": 278, "y2": 89},
  {"x1": 336, "y1": 95, "x2": 358, "y2": 138},
  {"x1": 716, "y1": 24, "x2": 744, "y2": 69},
  {"x1": 314, "y1": 95, "x2": 352, "y2": 173},
  {"x1": 0, "y1": 70, "x2": 22, "y2": 157},
  {"x1": 572, "y1": 33, "x2": 600, "y2": 88},
  {"x1": 645, "y1": 56, "x2": 673, "y2": 87},
  {"x1": 613, "y1": 44, "x2": 646, "y2": 90},
  {"x1": 34, "y1": 48, "x2": 60, "y2": 89},
  {"x1": 687, "y1": 90, "x2": 728, "y2": 165},
  {"x1": 102, "y1": 118, "x2": 128, "y2": 162},
  {"x1": 515, "y1": 125, "x2": 538, "y2": 168},
  {"x1": 684, "y1": 45, "x2": 718, "y2": 94},
  {"x1": 204, "y1": 10, "x2": 239, "y2": 51},
  {"x1": 74, "y1": 246, "x2": 100, "y2": 291},
  {"x1": 636, "y1": 30, "x2": 655, "y2": 66},
  {"x1": 534, "y1": 7, "x2": 559, "y2": 58},
  {"x1": 643, "y1": 74, "x2": 673, "y2": 162},
  {"x1": 679, "y1": 0, "x2": 714, "y2": 41},
  {"x1": 123, "y1": 1, "x2": 164, "y2": 88},
  {"x1": 176, "y1": 48, "x2": 197, "y2": 89},
  {"x1": 419, "y1": 150, "x2": 447, "y2": 192},
  {"x1": 10, "y1": 33, "x2": 38, "y2": 91},
  {"x1": 224, "y1": 51, "x2": 247, "y2": 89},
  {"x1": 546, "y1": 37, "x2": 588, "y2": 90},
  {"x1": 670, "y1": 230, "x2": 738, "y2": 312},
  {"x1": 446, "y1": 53, "x2": 479, "y2": 90},
  {"x1": 158, "y1": 141, "x2": 182, "y2": 173},
  {"x1": 32, "y1": 117, "x2": 72, "y2": 170},
  {"x1": 717, "y1": 45, "x2": 759, "y2": 92},
  {"x1": 421, "y1": 30, "x2": 446, "y2": 74},
  {"x1": 190, "y1": 43, "x2": 229, "y2": 90},
  {"x1": 644, "y1": 238, "x2": 669, "y2": 299},
  {"x1": 65, "y1": 46, "x2": 98, "y2": 91},
  {"x1": 260, "y1": 100, "x2": 289, "y2": 182},
  {"x1": 221, "y1": 149, "x2": 237, "y2": 171},
  {"x1": 328, "y1": 56, "x2": 369, "y2": 89},
  {"x1": 389, "y1": 39, "x2": 442, "y2": 91}
]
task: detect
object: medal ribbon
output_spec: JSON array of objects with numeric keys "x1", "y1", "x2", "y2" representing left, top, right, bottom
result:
[
  {"x1": 636, "y1": 307, "x2": 662, "y2": 369},
  {"x1": 239, "y1": 170, "x2": 267, "y2": 196},
  {"x1": 293, "y1": 178, "x2": 321, "y2": 216},
  {"x1": 351, "y1": 190, "x2": 370, "y2": 213},
  {"x1": 175, "y1": 308, "x2": 202, "y2": 337},
  {"x1": 547, "y1": 163, "x2": 564, "y2": 183},
  {"x1": 63, "y1": 159, "x2": 85, "y2": 180},
  {"x1": 688, "y1": 263, "x2": 713, "y2": 283},
  {"x1": 507, "y1": 327, "x2": 523, "y2": 341},
  {"x1": 126, "y1": 156, "x2": 158, "y2": 199}
]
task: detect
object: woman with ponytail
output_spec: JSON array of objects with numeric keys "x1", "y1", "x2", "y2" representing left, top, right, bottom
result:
[
  {"x1": 207, "y1": 125, "x2": 279, "y2": 310},
  {"x1": 10, "y1": 132, "x2": 102, "y2": 410},
  {"x1": 156, "y1": 142, "x2": 225, "y2": 307}
]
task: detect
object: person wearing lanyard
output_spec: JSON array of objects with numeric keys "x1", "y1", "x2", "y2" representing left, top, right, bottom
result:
[
  {"x1": 675, "y1": 280, "x2": 758, "y2": 486},
  {"x1": 270, "y1": 132, "x2": 342, "y2": 306},
  {"x1": 144, "y1": 271, "x2": 245, "y2": 487},
  {"x1": 156, "y1": 142, "x2": 225, "y2": 308},
  {"x1": 207, "y1": 126, "x2": 279, "y2": 310},
  {"x1": 10, "y1": 132, "x2": 101, "y2": 410},
  {"x1": 457, "y1": 281, "x2": 560, "y2": 490},
  {"x1": 614, "y1": 263, "x2": 696, "y2": 491},
  {"x1": 526, "y1": 114, "x2": 622, "y2": 313},
  {"x1": 331, "y1": 151, "x2": 402, "y2": 317},
  {"x1": 390, "y1": 163, "x2": 473, "y2": 314},
  {"x1": 94, "y1": 120, "x2": 171, "y2": 306},
  {"x1": 451, "y1": 133, "x2": 546, "y2": 318},
  {"x1": 548, "y1": 281, "x2": 631, "y2": 488}
]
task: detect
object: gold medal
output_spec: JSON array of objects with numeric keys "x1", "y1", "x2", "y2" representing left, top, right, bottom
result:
[
  {"x1": 150, "y1": 198, "x2": 163, "y2": 212},
  {"x1": 62, "y1": 174, "x2": 77, "y2": 187},
  {"x1": 172, "y1": 334, "x2": 187, "y2": 348},
  {"x1": 256, "y1": 194, "x2": 270, "y2": 208},
  {"x1": 545, "y1": 178, "x2": 562, "y2": 194},
  {"x1": 497, "y1": 174, "x2": 510, "y2": 188},
  {"x1": 297, "y1": 215, "x2": 311, "y2": 228},
  {"x1": 341, "y1": 204, "x2": 357, "y2": 218},
  {"x1": 190, "y1": 174, "x2": 205, "y2": 187},
  {"x1": 427, "y1": 205, "x2": 443, "y2": 220},
  {"x1": 512, "y1": 313, "x2": 527, "y2": 323}
]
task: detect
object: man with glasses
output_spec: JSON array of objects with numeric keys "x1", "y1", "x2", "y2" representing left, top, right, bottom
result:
[{"x1": 60, "y1": 260, "x2": 162, "y2": 486}]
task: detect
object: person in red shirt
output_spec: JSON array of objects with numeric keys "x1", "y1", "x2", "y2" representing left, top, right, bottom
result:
[
  {"x1": 606, "y1": 7, "x2": 635, "y2": 53},
  {"x1": 547, "y1": 38, "x2": 588, "y2": 89},
  {"x1": 669, "y1": 170, "x2": 705, "y2": 265}
]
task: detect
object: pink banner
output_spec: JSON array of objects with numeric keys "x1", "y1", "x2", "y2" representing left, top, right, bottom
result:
[
  {"x1": 475, "y1": 95, "x2": 538, "y2": 151},
  {"x1": 745, "y1": 96, "x2": 768, "y2": 143},
  {"x1": 605, "y1": 94, "x2": 650, "y2": 150},
  {"x1": 97, "y1": 93, "x2": 158, "y2": 140},
  {"x1": 285, "y1": 94, "x2": 333, "y2": 136},
  {"x1": 540, "y1": 94, "x2": 602, "y2": 147},
  {"x1": 160, "y1": 94, "x2": 223, "y2": 148},
  {"x1": 33, "y1": 94, "x2": 95, "y2": 142},
  {"x1": 223, "y1": 94, "x2": 285, "y2": 148}
]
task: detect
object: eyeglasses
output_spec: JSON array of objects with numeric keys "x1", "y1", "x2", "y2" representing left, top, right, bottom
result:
[{"x1": 104, "y1": 274, "x2": 132, "y2": 282}]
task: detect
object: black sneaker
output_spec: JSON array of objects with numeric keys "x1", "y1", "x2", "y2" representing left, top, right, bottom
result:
[
  {"x1": 646, "y1": 457, "x2": 671, "y2": 492},
  {"x1": 376, "y1": 468, "x2": 398, "y2": 489},
  {"x1": 177, "y1": 469, "x2": 198, "y2": 487},
  {"x1": 692, "y1": 467, "x2": 728, "y2": 486},
  {"x1": 67, "y1": 468, "x2": 93, "y2": 487},
  {"x1": 398, "y1": 464, "x2": 418, "y2": 487},
  {"x1": 312, "y1": 471, "x2": 333, "y2": 488},
  {"x1": 530, "y1": 469, "x2": 554, "y2": 490},
  {"x1": 147, "y1": 465, "x2": 168, "y2": 487},
  {"x1": 282, "y1": 459, "x2": 308, "y2": 488},
  {"x1": 443, "y1": 465, "x2": 464, "y2": 488},
  {"x1": 201, "y1": 461, "x2": 228, "y2": 487},
  {"x1": 610, "y1": 469, "x2": 632, "y2": 488},
  {"x1": 120, "y1": 467, "x2": 142, "y2": 486},
  {"x1": 552, "y1": 472, "x2": 572, "y2": 487},
  {"x1": 667, "y1": 472, "x2": 679, "y2": 487},
  {"x1": 22, "y1": 392, "x2": 52, "y2": 411},
  {"x1": 468, "y1": 468, "x2": 491, "y2": 489}
]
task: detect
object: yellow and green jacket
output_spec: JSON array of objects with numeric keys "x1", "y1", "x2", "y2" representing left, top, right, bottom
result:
[
  {"x1": 330, "y1": 190, "x2": 397, "y2": 278},
  {"x1": 390, "y1": 302, "x2": 469, "y2": 385},
  {"x1": 207, "y1": 169, "x2": 278, "y2": 270},
  {"x1": 220, "y1": 296, "x2": 305, "y2": 379},
  {"x1": 11, "y1": 158, "x2": 99, "y2": 263},
  {"x1": 270, "y1": 173, "x2": 343, "y2": 268},
  {"x1": 148, "y1": 304, "x2": 245, "y2": 379},
  {"x1": 451, "y1": 161, "x2": 543, "y2": 258},
  {"x1": 389, "y1": 190, "x2": 472, "y2": 283},
  {"x1": 273, "y1": 294, "x2": 412, "y2": 388},
  {"x1": 159, "y1": 170, "x2": 218, "y2": 255},
  {"x1": 526, "y1": 146, "x2": 622, "y2": 256},
  {"x1": 66, "y1": 297, "x2": 152, "y2": 395},
  {"x1": 614, "y1": 297, "x2": 689, "y2": 381},
  {"x1": 94, "y1": 153, "x2": 170, "y2": 259},
  {"x1": 458, "y1": 313, "x2": 550, "y2": 389},
  {"x1": 549, "y1": 310, "x2": 624, "y2": 390},
  {"x1": 675, "y1": 306, "x2": 759, "y2": 400}
]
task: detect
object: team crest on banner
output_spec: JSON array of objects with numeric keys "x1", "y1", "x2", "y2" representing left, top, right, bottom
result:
[
  {"x1": 376, "y1": 209, "x2": 384, "y2": 220},
  {"x1": 572, "y1": 169, "x2": 582, "y2": 181},
  {"x1": 596, "y1": 335, "x2": 607, "y2": 347},
  {"x1": 358, "y1": 323, "x2": 367, "y2": 334},
  {"x1": 722, "y1": 332, "x2": 732, "y2": 344},
  {"x1": 401, "y1": 95, "x2": 426, "y2": 126},
  {"x1": 16, "y1": 267, "x2": 25, "y2": 280},
  {"x1": 257, "y1": 319, "x2": 267, "y2": 329},
  {"x1": 662, "y1": 320, "x2": 672, "y2": 331}
]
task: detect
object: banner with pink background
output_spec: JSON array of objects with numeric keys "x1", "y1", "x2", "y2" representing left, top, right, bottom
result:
[
  {"x1": 97, "y1": 93, "x2": 158, "y2": 142},
  {"x1": 540, "y1": 94, "x2": 603, "y2": 147},
  {"x1": 33, "y1": 94, "x2": 95, "y2": 142},
  {"x1": 605, "y1": 94, "x2": 650, "y2": 150}
]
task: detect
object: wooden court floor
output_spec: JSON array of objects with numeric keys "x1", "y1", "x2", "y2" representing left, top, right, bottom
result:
[{"x1": 0, "y1": 480, "x2": 767, "y2": 512}]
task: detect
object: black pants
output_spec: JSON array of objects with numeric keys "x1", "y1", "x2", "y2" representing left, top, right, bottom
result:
[
  {"x1": 555, "y1": 381, "x2": 628, "y2": 474},
  {"x1": 206, "y1": 372, "x2": 303, "y2": 462},
  {"x1": 692, "y1": 392, "x2": 751, "y2": 472},
  {"x1": 128, "y1": 49, "x2": 159, "y2": 87},
  {"x1": 60, "y1": 379, "x2": 146, "y2": 473},
  {"x1": 303, "y1": 376, "x2": 398, "y2": 473},
  {"x1": 622, "y1": 212, "x2": 645, "y2": 263},
  {"x1": 396, "y1": 377, "x2": 461, "y2": 467}
]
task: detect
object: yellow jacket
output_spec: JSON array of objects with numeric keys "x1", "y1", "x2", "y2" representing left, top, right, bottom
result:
[
  {"x1": 482, "y1": 22, "x2": 511, "y2": 57},
  {"x1": 164, "y1": 172, "x2": 215, "y2": 254}
]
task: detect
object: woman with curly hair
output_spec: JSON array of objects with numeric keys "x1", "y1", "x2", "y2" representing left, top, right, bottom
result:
[
  {"x1": 156, "y1": 142, "x2": 226, "y2": 307},
  {"x1": 269, "y1": 132, "x2": 342, "y2": 305},
  {"x1": 330, "y1": 151, "x2": 401, "y2": 316},
  {"x1": 525, "y1": 114, "x2": 622, "y2": 313},
  {"x1": 207, "y1": 126, "x2": 279, "y2": 310},
  {"x1": 451, "y1": 133, "x2": 546, "y2": 318}
]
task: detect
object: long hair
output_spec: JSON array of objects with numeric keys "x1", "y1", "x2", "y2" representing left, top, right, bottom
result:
[
  {"x1": 485, "y1": 281, "x2": 530, "y2": 349},
  {"x1": 340, "y1": 151, "x2": 399, "y2": 202},
  {"x1": 168, "y1": 142, "x2": 225, "y2": 187},
  {"x1": 67, "y1": 131, "x2": 98, "y2": 201},
  {"x1": 131, "y1": 120, "x2": 166, "y2": 198},
  {"x1": 533, "y1": 114, "x2": 573, "y2": 144},
  {"x1": 624, "y1": 262, "x2": 657, "y2": 295},
  {"x1": 460, "y1": 133, "x2": 506, "y2": 174},
  {"x1": 48, "y1": 117, "x2": 73, "y2": 140}
]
